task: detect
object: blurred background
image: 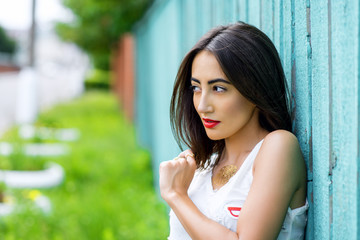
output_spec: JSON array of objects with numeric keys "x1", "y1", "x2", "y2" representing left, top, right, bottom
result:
[
  {"x1": 0, "y1": 0, "x2": 169, "y2": 239},
  {"x1": 0, "y1": 0, "x2": 88, "y2": 135},
  {"x1": 0, "y1": 0, "x2": 359, "y2": 239}
]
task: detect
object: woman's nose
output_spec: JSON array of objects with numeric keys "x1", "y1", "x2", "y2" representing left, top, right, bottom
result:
[{"x1": 196, "y1": 93, "x2": 213, "y2": 113}]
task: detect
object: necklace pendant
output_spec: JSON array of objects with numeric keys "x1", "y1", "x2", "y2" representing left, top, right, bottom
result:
[{"x1": 212, "y1": 165, "x2": 238, "y2": 188}]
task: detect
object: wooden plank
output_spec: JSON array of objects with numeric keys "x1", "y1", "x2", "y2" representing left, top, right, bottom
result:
[
  {"x1": 261, "y1": 0, "x2": 274, "y2": 41},
  {"x1": 224, "y1": 0, "x2": 238, "y2": 23},
  {"x1": 273, "y1": 0, "x2": 281, "y2": 52},
  {"x1": 182, "y1": 0, "x2": 199, "y2": 52},
  {"x1": 247, "y1": 0, "x2": 260, "y2": 27},
  {"x1": 331, "y1": 0, "x2": 359, "y2": 238},
  {"x1": 135, "y1": 0, "x2": 185, "y2": 189},
  {"x1": 358, "y1": 0, "x2": 360, "y2": 237},
  {"x1": 292, "y1": 0, "x2": 312, "y2": 183},
  {"x1": 233, "y1": 0, "x2": 240, "y2": 21},
  {"x1": 212, "y1": 0, "x2": 225, "y2": 25},
  {"x1": 197, "y1": 0, "x2": 213, "y2": 37},
  {"x1": 281, "y1": 0, "x2": 292, "y2": 91},
  {"x1": 134, "y1": 25, "x2": 154, "y2": 150},
  {"x1": 310, "y1": 0, "x2": 331, "y2": 239},
  {"x1": 238, "y1": 0, "x2": 248, "y2": 22},
  {"x1": 291, "y1": 3, "x2": 313, "y2": 238}
]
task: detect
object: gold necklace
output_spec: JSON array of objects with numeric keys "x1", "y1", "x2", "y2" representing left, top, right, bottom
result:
[{"x1": 212, "y1": 165, "x2": 238, "y2": 189}]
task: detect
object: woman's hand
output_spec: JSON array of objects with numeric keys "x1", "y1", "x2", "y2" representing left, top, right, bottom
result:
[
  {"x1": 159, "y1": 150, "x2": 239, "y2": 240},
  {"x1": 159, "y1": 150, "x2": 197, "y2": 203}
]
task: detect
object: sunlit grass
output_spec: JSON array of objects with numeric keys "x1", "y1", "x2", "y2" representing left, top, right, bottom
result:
[{"x1": 0, "y1": 91, "x2": 169, "y2": 239}]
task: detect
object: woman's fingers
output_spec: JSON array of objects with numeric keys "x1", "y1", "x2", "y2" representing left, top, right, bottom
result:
[
  {"x1": 159, "y1": 150, "x2": 197, "y2": 201},
  {"x1": 172, "y1": 149, "x2": 195, "y2": 167},
  {"x1": 178, "y1": 149, "x2": 195, "y2": 159},
  {"x1": 182, "y1": 150, "x2": 196, "y2": 168}
]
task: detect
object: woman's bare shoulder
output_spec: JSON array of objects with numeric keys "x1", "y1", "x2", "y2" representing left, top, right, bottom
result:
[
  {"x1": 256, "y1": 129, "x2": 305, "y2": 178},
  {"x1": 262, "y1": 130, "x2": 302, "y2": 157},
  {"x1": 264, "y1": 129, "x2": 299, "y2": 145}
]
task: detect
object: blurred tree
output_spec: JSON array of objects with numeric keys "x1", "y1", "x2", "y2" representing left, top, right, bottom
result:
[
  {"x1": 56, "y1": 0, "x2": 152, "y2": 70},
  {"x1": 0, "y1": 25, "x2": 17, "y2": 55}
]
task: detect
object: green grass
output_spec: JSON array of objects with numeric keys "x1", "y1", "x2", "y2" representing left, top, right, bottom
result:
[{"x1": 0, "y1": 91, "x2": 169, "y2": 239}]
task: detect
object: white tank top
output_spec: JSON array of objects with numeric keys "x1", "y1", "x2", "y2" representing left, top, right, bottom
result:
[{"x1": 168, "y1": 140, "x2": 308, "y2": 240}]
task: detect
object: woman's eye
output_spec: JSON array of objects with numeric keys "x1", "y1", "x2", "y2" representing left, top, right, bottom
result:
[
  {"x1": 213, "y1": 86, "x2": 226, "y2": 92},
  {"x1": 190, "y1": 85, "x2": 201, "y2": 92}
]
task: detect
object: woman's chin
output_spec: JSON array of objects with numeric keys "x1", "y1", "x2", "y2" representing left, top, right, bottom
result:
[{"x1": 205, "y1": 133, "x2": 224, "y2": 141}]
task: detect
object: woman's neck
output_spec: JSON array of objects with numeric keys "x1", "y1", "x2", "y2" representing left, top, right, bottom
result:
[{"x1": 220, "y1": 112, "x2": 269, "y2": 167}]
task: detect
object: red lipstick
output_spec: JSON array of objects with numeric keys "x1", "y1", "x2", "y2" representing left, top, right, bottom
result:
[{"x1": 202, "y1": 118, "x2": 220, "y2": 128}]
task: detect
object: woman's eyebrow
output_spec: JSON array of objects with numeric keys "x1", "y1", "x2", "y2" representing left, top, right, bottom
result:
[
  {"x1": 191, "y1": 77, "x2": 231, "y2": 84},
  {"x1": 190, "y1": 78, "x2": 200, "y2": 83}
]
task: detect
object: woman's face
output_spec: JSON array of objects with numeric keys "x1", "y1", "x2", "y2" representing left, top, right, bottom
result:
[{"x1": 191, "y1": 50, "x2": 257, "y2": 141}]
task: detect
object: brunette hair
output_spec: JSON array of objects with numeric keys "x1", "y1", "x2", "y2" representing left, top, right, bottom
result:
[{"x1": 170, "y1": 21, "x2": 291, "y2": 169}]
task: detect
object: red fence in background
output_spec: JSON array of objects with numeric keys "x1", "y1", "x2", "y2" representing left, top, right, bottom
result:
[
  {"x1": 0, "y1": 65, "x2": 20, "y2": 73},
  {"x1": 111, "y1": 33, "x2": 135, "y2": 121}
]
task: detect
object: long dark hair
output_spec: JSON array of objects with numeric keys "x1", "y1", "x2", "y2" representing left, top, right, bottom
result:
[{"x1": 170, "y1": 22, "x2": 291, "y2": 169}]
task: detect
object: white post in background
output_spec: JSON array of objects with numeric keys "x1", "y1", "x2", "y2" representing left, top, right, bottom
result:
[
  {"x1": 15, "y1": 0, "x2": 39, "y2": 125},
  {"x1": 15, "y1": 67, "x2": 38, "y2": 125},
  {"x1": 29, "y1": 0, "x2": 36, "y2": 67}
]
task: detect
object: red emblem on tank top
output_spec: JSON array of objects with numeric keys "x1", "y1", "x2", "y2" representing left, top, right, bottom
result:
[{"x1": 227, "y1": 207, "x2": 241, "y2": 218}]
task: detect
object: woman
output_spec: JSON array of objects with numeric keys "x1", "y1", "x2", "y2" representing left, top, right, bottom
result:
[{"x1": 159, "y1": 22, "x2": 308, "y2": 240}]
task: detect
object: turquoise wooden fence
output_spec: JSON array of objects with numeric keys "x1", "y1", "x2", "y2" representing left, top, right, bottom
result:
[{"x1": 133, "y1": 0, "x2": 359, "y2": 239}]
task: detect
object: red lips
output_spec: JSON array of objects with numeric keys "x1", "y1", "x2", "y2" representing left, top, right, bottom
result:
[{"x1": 202, "y1": 118, "x2": 220, "y2": 128}]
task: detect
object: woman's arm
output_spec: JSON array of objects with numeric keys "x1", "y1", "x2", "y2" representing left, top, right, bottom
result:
[
  {"x1": 236, "y1": 130, "x2": 306, "y2": 239},
  {"x1": 159, "y1": 130, "x2": 306, "y2": 240},
  {"x1": 159, "y1": 152, "x2": 238, "y2": 240}
]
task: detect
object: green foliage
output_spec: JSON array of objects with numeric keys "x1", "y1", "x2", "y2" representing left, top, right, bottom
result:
[
  {"x1": 56, "y1": 0, "x2": 152, "y2": 70},
  {"x1": 0, "y1": 91, "x2": 169, "y2": 239},
  {"x1": 0, "y1": 149, "x2": 49, "y2": 171},
  {"x1": 0, "y1": 25, "x2": 17, "y2": 54},
  {"x1": 0, "y1": 124, "x2": 65, "y2": 171},
  {"x1": 35, "y1": 116, "x2": 64, "y2": 129},
  {"x1": 0, "y1": 182, "x2": 6, "y2": 191},
  {"x1": 84, "y1": 69, "x2": 111, "y2": 90}
]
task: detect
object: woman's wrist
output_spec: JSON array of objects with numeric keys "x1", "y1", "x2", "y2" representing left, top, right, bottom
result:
[{"x1": 162, "y1": 190, "x2": 189, "y2": 207}]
